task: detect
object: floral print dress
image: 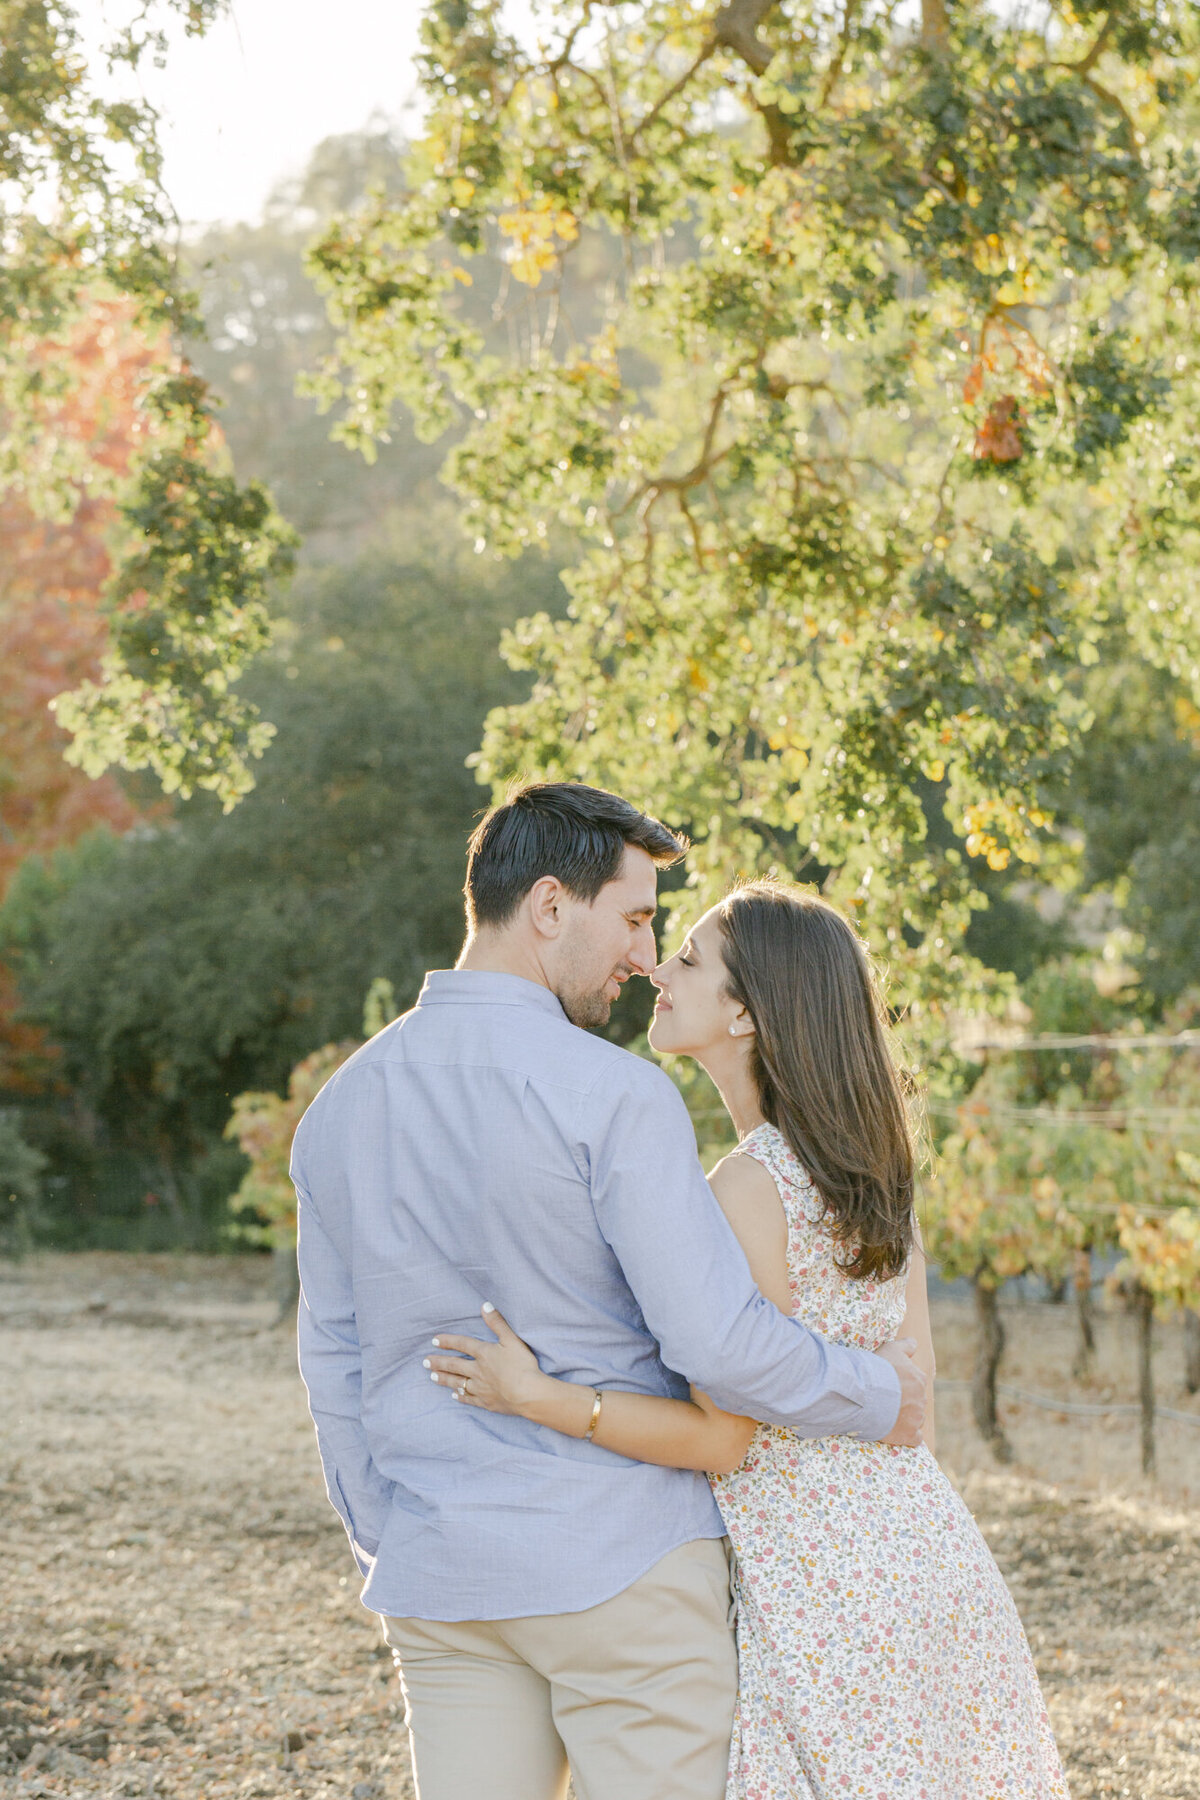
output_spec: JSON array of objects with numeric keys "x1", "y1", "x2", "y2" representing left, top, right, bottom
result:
[{"x1": 711, "y1": 1123, "x2": 1070, "y2": 1800}]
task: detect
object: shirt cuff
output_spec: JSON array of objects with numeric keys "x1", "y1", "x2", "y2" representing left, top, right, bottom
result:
[{"x1": 854, "y1": 1357, "x2": 902, "y2": 1441}]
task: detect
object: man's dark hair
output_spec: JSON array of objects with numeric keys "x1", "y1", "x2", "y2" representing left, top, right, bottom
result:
[{"x1": 464, "y1": 782, "x2": 687, "y2": 931}]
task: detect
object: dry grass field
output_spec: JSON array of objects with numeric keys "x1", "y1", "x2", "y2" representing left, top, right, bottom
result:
[{"x1": 2, "y1": 1252, "x2": 1199, "y2": 1800}]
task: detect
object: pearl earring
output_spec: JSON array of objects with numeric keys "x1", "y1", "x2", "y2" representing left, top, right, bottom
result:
[{"x1": 728, "y1": 1024, "x2": 738, "y2": 1036}]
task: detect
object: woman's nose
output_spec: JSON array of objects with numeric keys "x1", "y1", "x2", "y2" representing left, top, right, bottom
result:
[{"x1": 650, "y1": 963, "x2": 667, "y2": 990}]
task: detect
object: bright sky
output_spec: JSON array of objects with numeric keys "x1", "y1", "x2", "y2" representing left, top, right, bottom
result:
[{"x1": 75, "y1": 0, "x2": 428, "y2": 226}]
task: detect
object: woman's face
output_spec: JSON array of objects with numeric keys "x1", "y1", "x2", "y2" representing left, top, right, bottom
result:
[{"x1": 649, "y1": 906, "x2": 750, "y2": 1058}]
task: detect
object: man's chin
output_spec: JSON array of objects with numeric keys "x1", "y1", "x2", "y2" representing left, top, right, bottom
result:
[{"x1": 562, "y1": 992, "x2": 614, "y2": 1031}]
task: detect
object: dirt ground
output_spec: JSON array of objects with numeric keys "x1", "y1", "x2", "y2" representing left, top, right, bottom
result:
[{"x1": 2, "y1": 1254, "x2": 1199, "y2": 1800}]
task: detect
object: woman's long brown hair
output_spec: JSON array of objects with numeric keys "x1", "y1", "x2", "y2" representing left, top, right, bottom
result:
[{"x1": 717, "y1": 880, "x2": 915, "y2": 1281}]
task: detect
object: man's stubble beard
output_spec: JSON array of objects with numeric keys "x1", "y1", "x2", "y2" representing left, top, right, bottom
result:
[
  {"x1": 559, "y1": 985, "x2": 614, "y2": 1030},
  {"x1": 555, "y1": 929, "x2": 621, "y2": 1030}
]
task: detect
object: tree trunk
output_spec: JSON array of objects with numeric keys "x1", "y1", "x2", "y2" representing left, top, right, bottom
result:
[
  {"x1": 1073, "y1": 1249, "x2": 1097, "y2": 1380},
  {"x1": 156, "y1": 1148, "x2": 186, "y2": 1230},
  {"x1": 921, "y1": 0, "x2": 949, "y2": 51},
  {"x1": 971, "y1": 1277, "x2": 1012, "y2": 1463},
  {"x1": 1133, "y1": 1283, "x2": 1156, "y2": 1477},
  {"x1": 272, "y1": 1242, "x2": 300, "y2": 1325},
  {"x1": 1184, "y1": 1308, "x2": 1200, "y2": 1396}
]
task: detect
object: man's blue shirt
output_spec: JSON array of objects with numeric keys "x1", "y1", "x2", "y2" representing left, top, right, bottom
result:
[{"x1": 292, "y1": 969, "x2": 901, "y2": 1621}]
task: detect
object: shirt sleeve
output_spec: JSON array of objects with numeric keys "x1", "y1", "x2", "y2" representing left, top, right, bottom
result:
[
  {"x1": 586, "y1": 1059, "x2": 901, "y2": 1440},
  {"x1": 294, "y1": 1168, "x2": 395, "y2": 1575}
]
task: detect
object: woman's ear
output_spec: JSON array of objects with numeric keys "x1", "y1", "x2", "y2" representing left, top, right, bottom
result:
[{"x1": 728, "y1": 1006, "x2": 755, "y2": 1040}]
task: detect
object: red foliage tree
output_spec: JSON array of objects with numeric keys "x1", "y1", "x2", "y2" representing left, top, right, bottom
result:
[{"x1": 0, "y1": 301, "x2": 161, "y2": 1090}]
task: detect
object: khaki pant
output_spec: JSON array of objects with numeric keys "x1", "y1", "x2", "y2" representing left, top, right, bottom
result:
[{"x1": 382, "y1": 1537, "x2": 737, "y2": 1800}]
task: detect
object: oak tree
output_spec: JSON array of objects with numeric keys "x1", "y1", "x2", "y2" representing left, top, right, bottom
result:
[{"x1": 305, "y1": 0, "x2": 1200, "y2": 1039}]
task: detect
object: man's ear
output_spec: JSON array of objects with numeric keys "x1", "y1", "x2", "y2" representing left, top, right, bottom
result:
[{"x1": 527, "y1": 876, "x2": 564, "y2": 939}]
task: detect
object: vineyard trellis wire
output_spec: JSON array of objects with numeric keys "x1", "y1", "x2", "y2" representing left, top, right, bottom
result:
[
  {"x1": 922, "y1": 1025, "x2": 1200, "y2": 1475},
  {"x1": 937, "y1": 1377, "x2": 1200, "y2": 1428}
]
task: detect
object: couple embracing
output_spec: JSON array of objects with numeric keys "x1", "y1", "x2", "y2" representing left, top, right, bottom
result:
[{"x1": 292, "y1": 782, "x2": 1069, "y2": 1800}]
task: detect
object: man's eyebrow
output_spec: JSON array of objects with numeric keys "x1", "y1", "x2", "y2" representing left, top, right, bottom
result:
[{"x1": 626, "y1": 903, "x2": 658, "y2": 919}]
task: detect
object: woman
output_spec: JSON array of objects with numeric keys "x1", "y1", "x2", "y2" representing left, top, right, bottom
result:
[{"x1": 428, "y1": 881, "x2": 1070, "y2": 1799}]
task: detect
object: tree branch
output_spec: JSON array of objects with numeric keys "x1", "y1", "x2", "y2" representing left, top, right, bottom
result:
[
  {"x1": 678, "y1": 489, "x2": 707, "y2": 565},
  {"x1": 1053, "y1": 10, "x2": 1113, "y2": 77},
  {"x1": 711, "y1": 0, "x2": 798, "y2": 162},
  {"x1": 1049, "y1": 13, "x2": 1140, "y2": 154},
  {"x1": 712, "y1": 0, "x2": 778, "y2": 75},
  {"x1": 625, "y1": 382, "x2": 734, "y2": 520},
  {"x1": 548, "y1": 5, "x2": 595, "y2": 75},
  {"x1": 920, "y1": 0, "x2": 948, "y2": 53},
  {"x1": 818, "y1": 0, "x2": 862, "y2": 108},
  {"x1": 1082, "y1": 72, "x2": 1140, "y2": 151},
  {"x1": 633, "y1": 39, "x2": 718, "y2": 139}
]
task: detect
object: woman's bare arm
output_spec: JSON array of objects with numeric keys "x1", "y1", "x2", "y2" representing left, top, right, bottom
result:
[
  {"x1": 706, "y1": 1150, "x2": 793, "y2": 1312},
  {"x1": 426, "y1": 1304, "x2": 757, "y2": 1473},
  {"x1": 426, "y1": 1147, "x2": 792, "y2": 1474},
  {"x1": 897, "y1": 1218, "x2": 937, "y2": 1454}
]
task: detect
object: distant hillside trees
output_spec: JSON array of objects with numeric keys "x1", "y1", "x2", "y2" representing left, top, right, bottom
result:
[{"x1": 0, "y1": 533, "x2": 564, "y2": 1244}]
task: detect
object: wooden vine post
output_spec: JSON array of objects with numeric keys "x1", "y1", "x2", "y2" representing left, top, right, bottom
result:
[
  {"x1": 1116, "y1": 1207, "x2": 1200, "y2": 1477},
  {"x1": 1134, "y1": 1283, "x2": 1156, "y2": 1478},
  {"x1": 1110, "y1": 1037, "x2": 1200, "y2": 1475},
  {"x1": 1185, "y1": 1309, "x2": 1200, "y2": 1397},
  {"x1": 1072, "y1": 1246, "x2": 1098, "y2": 1380},
  {"x1": 970, "y1": 1273, "x2": 1012, "y2": 1464}
]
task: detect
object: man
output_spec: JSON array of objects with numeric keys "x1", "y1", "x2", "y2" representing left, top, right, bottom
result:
[{"x1": 293, "y1": 781, "x2": 926, "y2": 1800}]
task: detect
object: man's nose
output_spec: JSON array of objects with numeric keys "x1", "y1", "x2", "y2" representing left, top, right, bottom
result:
[{"x1": 629, "y1": 925, "x2": 658, "y2": 977}]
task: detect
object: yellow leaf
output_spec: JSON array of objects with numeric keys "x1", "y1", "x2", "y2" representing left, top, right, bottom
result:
[{"x1": 510, "y1": 254, "x2": 545, "y2": 288}]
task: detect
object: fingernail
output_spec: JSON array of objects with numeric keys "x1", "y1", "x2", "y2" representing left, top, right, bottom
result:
[
  {"x1": 430, "y1": 1372, "x2": 439, "y2": 1382},
  {"x1": 431, "y1": 1338, "x2": 440, "y2": 1348},
  {"x1": 422, "y1": 1359, "x2": 431, "y2": 1369},
  {"x1": 482, "y1": 1302, "x2": 495, "y2": 1314}
]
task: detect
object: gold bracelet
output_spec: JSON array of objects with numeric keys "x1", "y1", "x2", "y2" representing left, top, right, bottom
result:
[{"x1": 582, "y1": 1389, "x2": 603, "y2": 1442}]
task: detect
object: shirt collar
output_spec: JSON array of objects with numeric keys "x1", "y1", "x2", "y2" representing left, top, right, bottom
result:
[{"x1": 416, "y1": 969, "x2": 568, "y2": 1020}]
